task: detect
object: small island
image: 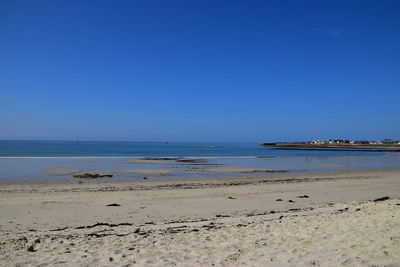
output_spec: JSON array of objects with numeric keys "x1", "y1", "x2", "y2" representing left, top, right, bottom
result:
[{"x1": 261, "y1": 139, "x2": 400, "y2": 152}]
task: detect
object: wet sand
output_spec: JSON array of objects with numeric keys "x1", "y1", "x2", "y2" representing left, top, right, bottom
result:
[{"x1": 0, "y1": 168, "x2": 400, "y2": 266}]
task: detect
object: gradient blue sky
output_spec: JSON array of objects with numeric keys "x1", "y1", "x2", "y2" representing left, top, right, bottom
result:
[{"x1": 1, "y1": 0, "x2": 399, "y2": 142}]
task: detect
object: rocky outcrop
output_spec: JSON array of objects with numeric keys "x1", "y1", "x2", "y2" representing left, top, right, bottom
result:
[{"x1": 73, "y1": 172, "x2": 113, "y2": 179}]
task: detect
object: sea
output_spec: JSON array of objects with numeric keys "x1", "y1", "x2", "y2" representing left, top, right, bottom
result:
[{"x1": 0, "y1": 140, "x2": 399, "y2": 182}]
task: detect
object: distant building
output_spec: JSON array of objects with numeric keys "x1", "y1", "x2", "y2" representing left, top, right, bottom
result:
[
  {"x1": 310, "y1": 139, "x2": 352, "y2": 144},
  {"x1": 329, "y1": 139, "x2": 348, "y2": 144},
  {"x1": 308, "y1": 139, "x2": 398, "y2": 146},
  {"x1": 310, "y1": 140, "x2": 325, "y2": 144},
  {"x1": 369, "y1": 141, "x2": 383, "y2": 145}
]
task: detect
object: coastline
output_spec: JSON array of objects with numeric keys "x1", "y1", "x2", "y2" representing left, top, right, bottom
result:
[
  {"x1": 1, "y1": 153, "x2": 400, "y2": 185},
  {"x1": 272, "y1": 147, "x2": 400, "y2": 152},
  {"x1": 1, "y1": 167, "x2": 400, "y2": 266},
  {"x1": 261, "y1": 142, "x2": 400, "y2": 152},
  {"x1": 0, "y1": 165, "x2": 399, "y2": 186}
]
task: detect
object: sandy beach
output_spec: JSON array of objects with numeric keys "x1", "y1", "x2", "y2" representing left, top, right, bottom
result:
[{"x1": 1, "y1": 168, "x2": 400, "y2": 266}]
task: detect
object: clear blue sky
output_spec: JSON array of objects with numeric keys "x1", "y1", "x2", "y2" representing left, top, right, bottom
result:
[{"x1": 1, "y1": 0, "x2": 399, "y2": 142}]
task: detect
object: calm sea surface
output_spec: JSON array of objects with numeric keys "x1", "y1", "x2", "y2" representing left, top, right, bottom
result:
[
  {"x1": 1, "y1": 140, "x2": 399, "y2": 157},
  {"x1": 0, "y1": 141, "x2": 399, "y2": 182}
]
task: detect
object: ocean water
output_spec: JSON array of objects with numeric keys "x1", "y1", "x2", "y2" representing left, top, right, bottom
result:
[
  {"x1": 2, "y1": 140, "x2": 283, "y2": 157},
  {"x1": 0, "y1": 140, "x2": 399, "y2": 182},
  {"x1": 0, "y1": 140, "x2": 398, "y2": 157}
]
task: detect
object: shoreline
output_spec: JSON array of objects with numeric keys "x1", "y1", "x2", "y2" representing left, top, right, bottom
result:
[
  {"x1": 1, "y1": 166, "x2": 400, "y2": 186},
  {"x1": 1, "y1": 153, "x2": 400, "y2": 186},
  {"x1": 273, "y1": 147, "x2": 400, "y2": 152},
  {"x1": 261, "y1": 142, "x2": 400, "y2": 152}
]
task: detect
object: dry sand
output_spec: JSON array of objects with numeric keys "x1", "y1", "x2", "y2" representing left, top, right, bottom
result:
[{"x1": 1, "y1": 168, "x2": 400, "y2": 266}]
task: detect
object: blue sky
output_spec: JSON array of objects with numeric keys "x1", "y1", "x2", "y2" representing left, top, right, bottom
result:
[{"x1": 1, "y1": 0, "x2": 399, "y2": 142}]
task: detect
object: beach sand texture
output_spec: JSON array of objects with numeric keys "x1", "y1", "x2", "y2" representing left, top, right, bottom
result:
[{"x1": 0, "y1": 168, "x2": 400, "y2": 266}]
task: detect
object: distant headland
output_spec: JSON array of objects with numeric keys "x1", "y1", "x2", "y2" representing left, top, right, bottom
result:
[{"x1": 261, "y1": 139, "x2": 400, "y2": 152}]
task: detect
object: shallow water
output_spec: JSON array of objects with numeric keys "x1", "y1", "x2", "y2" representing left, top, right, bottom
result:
[
  {"x1": 0, "y1": 141, "x2": 399, "y2": 182},
  {"x1": 0, "y1": 154, "x2": 399, "y2": 183}
]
